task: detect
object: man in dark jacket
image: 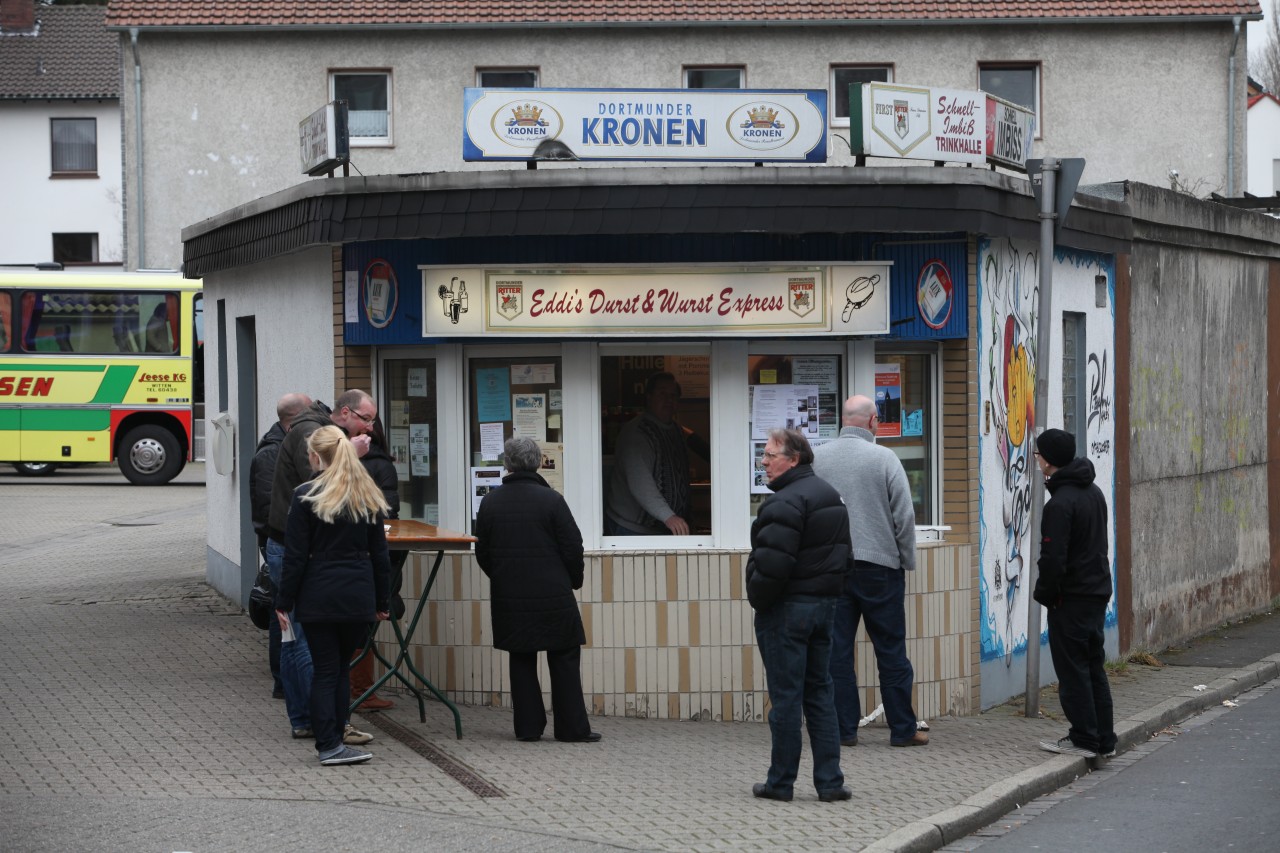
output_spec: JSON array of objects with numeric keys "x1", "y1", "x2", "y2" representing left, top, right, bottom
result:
[
  {"x1": 475, "y1": 436, "x2": 599, "y2": 744},
  {"x1": 249, "y1": 392, "x2": 311, "y2": 699},
  {"x1": 1033, "y1": 428, "x2": 1116, "y2": 760},
  {"x1": 746, "y1": 428, "x2": 852, "y2": 803},
  {"x1": 265, "y1": 390, "x2": 378, "y2": 739}
]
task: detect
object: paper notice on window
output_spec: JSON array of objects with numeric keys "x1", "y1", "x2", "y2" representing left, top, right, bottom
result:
[
  {"x1": 751, "y1": 384, "x2": 819, "y2": 439},
  {"x1": 470, "y1": 466, "x2": 505, "y2": 518},
  {"x1": 344, "y1": 271, "x2": 359, "y2": 323},
  {"x1": 409, "y1": 423, "x2": 431, "y2": 477},
  {"x1": 389, "y1": 400, "x2": 410, "y2": 428},
  {"x1": 479, "y1": 422, "x2": 505, "y2": 462},
  {"x1": 511, "y1": 363, "x2": 556, "y2": 385},
  {"x1": 390, "y1": 427, "x2": 410, "y2": 481},
  {"x1": 512, "y1": 393, "x2": 547, "y2": 442},
  {"x1": 407, "y1": 368, "x2": 428, "y2": 397},
  {"x1": 539, "y1": 442, "x2": 564, "y2": 493},
  {"x1": 476, "y1": 368, "x2": 511, "y2": 421},
  {"x1": 874, "y1": 363, "x2": 902, "y2": 438},
  {"x1": 791, "y1": 356, "x2": 840, "y2": 393},
  {"x1": 549, "y1": 389, "x2": 563, "y2": 411}
]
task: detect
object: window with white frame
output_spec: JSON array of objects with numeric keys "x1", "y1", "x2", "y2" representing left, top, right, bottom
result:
[
  {"x1": 872, "y1": 348, "x2": 937, "y2": 526},
  {"x1": 477, "y1": 68, "x2": 539, "y2": 88},
  {"x1": 684, "y1": 67, "x2": 744, "y2": 89},
  {"x1": 829, "y1": 65, "x2": 892, "y2": 125},
  {"x1": 979, "y1": 63, "x2": 1041, "y2": 137},
  {"x1": 52, "y1": 233, "x2": 98, "y2": 264},
  {"x1": 50, "y1": 118, "x2": 97, "y2": 175},
  {"x1": 331, "y1": 71, "x2": 392, "y2": 144}
]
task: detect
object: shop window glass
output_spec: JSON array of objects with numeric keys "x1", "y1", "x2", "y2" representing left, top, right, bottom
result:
[
  {"x1": 747, "y1": 353, "x2": 843, "y2": 518},
  {"x1": 467, "y1": 355, "x2": 563, "y2": 531},
  {"x1": 601, "y1": 353, "x2": 712, "y2": 537},
  {"x1": 382, "y1": 358, "x2": 440, "y2": 523},
  {"x1": 872, "y1": 352, "x2": 934, "y2": 525}
]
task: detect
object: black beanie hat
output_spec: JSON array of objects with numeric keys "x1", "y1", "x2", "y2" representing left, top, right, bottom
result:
[{"x1": 1036, "y1": 428, "x2": 1076, "y2": 468}]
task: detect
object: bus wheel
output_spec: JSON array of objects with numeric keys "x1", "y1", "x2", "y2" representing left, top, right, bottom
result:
[
  {"x1": 13, "y1": 462, "x2": 58, "y2": 476},
  {"x1": 118, "y1": 425, "x2": 183, "y2": 485}
]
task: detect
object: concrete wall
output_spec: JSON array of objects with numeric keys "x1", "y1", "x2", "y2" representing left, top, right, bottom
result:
[
  {"x1": 203, "y1": 248, "x2": 335, "y2": 601},
  {"x1": 123, "y1": 22, "x2": 1241, "y2": 270},
  {"x1": 975, "y1": 237, "x2": 1117, "y2": 708},
  {"x1": 1246, "y1": 95, "x2": 1280, "y2": 198},
  {"x1": 1125, "y1": 187, "x2": 1280, "y2": 651},
  {"x1": 0, "y1": 100, "x2": 123, "y2": 266}
]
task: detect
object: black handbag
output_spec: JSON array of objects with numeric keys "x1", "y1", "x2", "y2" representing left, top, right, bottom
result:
[{"x1": 248, "y1": 562, "x2": 275, "y2": 630}]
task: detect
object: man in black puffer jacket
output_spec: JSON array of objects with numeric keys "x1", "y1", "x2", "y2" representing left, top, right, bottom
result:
[
  {"x1": 1033, "y1": 428, "x2": 1116, "y2": 760},
  {"x1": 475, "y1": 436, "x2": 598, "y2": 744},
  {"x1": 746, "y1": 428, "x2": 852, "y2": 804}
]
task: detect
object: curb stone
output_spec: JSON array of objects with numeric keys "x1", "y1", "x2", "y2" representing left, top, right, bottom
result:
[{"x1": 880, "y1": 657, "x2": 1280, "y2": 853}]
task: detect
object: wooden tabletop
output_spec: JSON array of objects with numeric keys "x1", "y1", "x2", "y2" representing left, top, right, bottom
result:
[{"x1": 385, "y1": 519, "x2": 476, "y2": 549}]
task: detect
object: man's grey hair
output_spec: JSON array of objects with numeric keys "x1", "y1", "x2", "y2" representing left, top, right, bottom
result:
[
  {"x1": 768, "y1": 428, "x2": 814, "y2": 466},
  {"x1": 503, "y1": 437, "x2": 542, "y2": 473}
]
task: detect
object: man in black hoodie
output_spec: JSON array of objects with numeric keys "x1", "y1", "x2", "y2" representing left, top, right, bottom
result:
[
  {"x1": 250, "y1": 392, "x2": 311, "y2": 699},
  {"x1": 1033, "y1": 428, "x2": 1116, "y2": 760}
]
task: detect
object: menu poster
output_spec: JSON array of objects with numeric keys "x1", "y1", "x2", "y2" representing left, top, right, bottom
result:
[
  {"x1": 874, "y1": 363, "x2": 902, "y2": 438},
  {"x1": 470, "y1": 466, "x2": 505, "y2": 518},
  {"x1": 479, "y1": 421, "x2": 506, "y2": 462},
  {"x1": 539, "y1": 442, "x2": 565, "y2": 493},
  {"x1": 512, "y1": 393, "x2": 547, "y2": 442},
  {"x1": 750, "y1": 384, "x2": 820, "y2": 440},
  {"x1": 476, "y1": 367, "x2": 512, "y2": 421},
  {"x1": 389, "y1": 428, "x2": 410, "y2": 481},
  {"x1": 409, "y1": 423, "x2": 431, "y2": 477},
  {"x1": 407, "y1": 368, "x2": 429, "y2": 397}
]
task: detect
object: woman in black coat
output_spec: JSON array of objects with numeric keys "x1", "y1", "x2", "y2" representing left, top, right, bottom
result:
[
  {"x1": 474, "y1": 436, "x2": 599, "y2": 743},
  {"x1": 276, "y1": 426, "x2": 391, "y2": 766}
]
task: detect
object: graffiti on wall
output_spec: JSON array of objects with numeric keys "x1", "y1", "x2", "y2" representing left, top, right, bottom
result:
[
  {"x1": 978, "y1": 239, "x2": 1040, "y2": 663},
  {"x1": 978, "y1": 238, "x2": 1118, "y2": 670}
]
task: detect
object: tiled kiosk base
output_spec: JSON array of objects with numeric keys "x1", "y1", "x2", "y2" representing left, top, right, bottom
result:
[{"x1": 375, "y1": 542, "x2": 976, "y2": 723}]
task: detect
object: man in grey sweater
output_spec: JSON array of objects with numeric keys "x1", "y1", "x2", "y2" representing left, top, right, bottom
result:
[{"x1": 812, "y1": 394, "x2": 927, "y2": 748}]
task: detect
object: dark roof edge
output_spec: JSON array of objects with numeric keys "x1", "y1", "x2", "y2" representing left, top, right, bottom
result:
[{"x1": 108, "y1": 14, "x2": 1262, "y2": 33}]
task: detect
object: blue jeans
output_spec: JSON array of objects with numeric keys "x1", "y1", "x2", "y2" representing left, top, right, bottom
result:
[
  {"x1": 266, "y1": 538, "x2": 313, "y2": 730},
  {"x1": 754, "y1": 596, "x2": 844, "y2": 796},
  {"x1": 830, "y1": 561, "x2": 917, "y2": 743}
]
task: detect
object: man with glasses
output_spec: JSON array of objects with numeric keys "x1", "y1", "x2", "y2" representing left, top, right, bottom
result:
[
  {"x1": 265, "y1": 389, "x2": 377, "y2": 744},
  {"x1": 813, "y1": 394, "x2": 927, "y2": 748}
]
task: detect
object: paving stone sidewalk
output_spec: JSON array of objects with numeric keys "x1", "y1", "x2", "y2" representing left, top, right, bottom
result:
[{"x1": 2, "y1": 464, "x2": 1276, "y2": 852}]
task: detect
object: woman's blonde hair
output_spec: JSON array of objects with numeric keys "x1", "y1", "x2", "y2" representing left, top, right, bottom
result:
[{"x1": 301, "y1": 425, "x2": 390, "y2": 523}]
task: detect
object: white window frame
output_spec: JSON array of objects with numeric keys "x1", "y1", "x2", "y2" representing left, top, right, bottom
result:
[
  {"x1": 828, "y1": 65, "x2": 894, "y2": 128},
  {"x1": 865, "y1": 340, "x2": 943, "y2": 530},
  {"x1": 329, "y1": 70, "x2": 393, "y2": 147},
  {"x1": 682, "y1": 66, "x2": 745, "y2": 89},
  {"x1": 978, "y1": 62, "x2": 1042, "y2": 139},
  {"x1": 476, "y1": 68, "x2": 540, "y2": 88}
]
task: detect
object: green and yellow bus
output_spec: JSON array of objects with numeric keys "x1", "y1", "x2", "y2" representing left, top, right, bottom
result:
[{"x1": 0, "y1": 271, "x2": 204, "y2": 484}]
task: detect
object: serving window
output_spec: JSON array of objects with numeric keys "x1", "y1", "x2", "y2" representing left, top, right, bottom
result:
[
  {"x1": 872, "y1": 350, "x2": 936, "y2": 526},
  {"x1": 600, "y1": 350, "x2": 713, "y2": 539}
]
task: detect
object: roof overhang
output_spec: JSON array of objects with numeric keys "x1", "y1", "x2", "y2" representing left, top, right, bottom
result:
[{"x1": 181, "y1": 166, "x2": 1134, "y2": 278}]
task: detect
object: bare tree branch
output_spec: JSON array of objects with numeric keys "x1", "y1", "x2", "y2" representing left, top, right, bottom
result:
[{"x1": 1252, "y1": 0, "x2": 1280, "y2": 94}]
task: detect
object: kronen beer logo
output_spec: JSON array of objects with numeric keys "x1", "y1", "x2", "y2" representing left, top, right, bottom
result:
[
  {"x1": 729, "y1": 102, "x2": 798, "y2": 150},
  {"x1": 491, "y1": 100, "x2": 563, "y2": 148}
]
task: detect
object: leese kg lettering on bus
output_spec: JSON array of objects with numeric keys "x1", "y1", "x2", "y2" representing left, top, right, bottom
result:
[{"x1": 0, "y1": 376, "x2": 55, "y2": 396}]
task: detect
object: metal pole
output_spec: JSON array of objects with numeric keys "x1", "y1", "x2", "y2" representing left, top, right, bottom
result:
[{"x1": 1025, "y1": 157, "x2": 1057, "y2": 718}]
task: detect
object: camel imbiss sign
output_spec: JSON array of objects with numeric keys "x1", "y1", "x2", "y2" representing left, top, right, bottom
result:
[{"x1": 418, "y1": 265, "x2": 892, "y2": 338}]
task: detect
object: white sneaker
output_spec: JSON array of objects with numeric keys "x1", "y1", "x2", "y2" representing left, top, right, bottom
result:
[
  {"x1": 343, "y1": 724, "x2": 374, "y2": 745},
  {"x1": 1038, "y1": 736, "x2": 1097, "y2": 758}
]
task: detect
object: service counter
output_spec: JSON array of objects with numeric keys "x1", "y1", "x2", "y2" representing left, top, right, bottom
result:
[{"x1": 368, "y1": 539, "x2": 978, "y2": 722}]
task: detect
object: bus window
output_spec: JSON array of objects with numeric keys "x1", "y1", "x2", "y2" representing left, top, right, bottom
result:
[
  {"x1": 0, "y1": 291, "x2": 10, "y2": 352},
  {"x1": 21, "y1": 290, "x2": 179, "y2": 355}
]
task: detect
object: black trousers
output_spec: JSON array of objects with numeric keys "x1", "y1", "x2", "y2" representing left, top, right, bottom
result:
[
  {"x1": 1047, "y1": 597, "x2": 1116, "y2": 754},
  {"x1": 508, "y1": 646, "x2": 592, "y2": 741},
  {"x1": 304, "y1": 621, "x2": 368, "y2": 753}
]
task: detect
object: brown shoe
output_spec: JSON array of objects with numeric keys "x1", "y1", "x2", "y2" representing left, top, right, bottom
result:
[
  {"x1": 354, "y1": 694, "x2": 395, "y2": 712},
  {"x1": 891, "y1": 731, "x2": 929, "y2": 747}
]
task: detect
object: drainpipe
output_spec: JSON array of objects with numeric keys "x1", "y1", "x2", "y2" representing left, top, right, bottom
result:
[
  {"x1": 129, "y1": 28, "x2": 145, "y2": 269},
  {"x1": 1228, "y1": 16, "x2": 1241, "y2": 197}
]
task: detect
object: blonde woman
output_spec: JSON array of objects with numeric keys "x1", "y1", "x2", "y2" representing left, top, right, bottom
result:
[{"x1": 275, "y1": 425, "x2": 391, "y2": 766}]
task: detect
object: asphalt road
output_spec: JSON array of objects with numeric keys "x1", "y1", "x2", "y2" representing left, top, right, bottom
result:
[{"x1": 964, "y1": 682, "x2": 1280, "y2": 852}]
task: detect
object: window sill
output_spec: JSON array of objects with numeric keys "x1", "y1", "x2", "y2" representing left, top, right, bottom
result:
[
  {"x1": 349, "y1": 139, "x2": 393, "y2": 148},
  {"x1": 50, "y1": 172, "x2": 99, "y2": 180}
]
